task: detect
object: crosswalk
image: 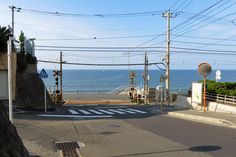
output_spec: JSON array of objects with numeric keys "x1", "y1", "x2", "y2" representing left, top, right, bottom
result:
[{"x1": 67, "y1": 108, "x2": 148, "y2": 115}]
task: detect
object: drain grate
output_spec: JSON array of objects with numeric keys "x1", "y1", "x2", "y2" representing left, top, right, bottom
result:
[{"x1": 55, "y1": 141, "x2": 81, "y2": 157}]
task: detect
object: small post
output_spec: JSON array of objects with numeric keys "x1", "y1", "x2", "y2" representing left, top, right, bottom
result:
[
  {"x1": 203, "y1": 76, "x2": 206, "y2": 112},
  {"x1": 44, "y1": 81, "x2": 47, "y2": 112}
]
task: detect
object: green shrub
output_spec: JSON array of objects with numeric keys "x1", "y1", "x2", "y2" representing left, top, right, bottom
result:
[{"x1": 199, "y1": 80, "x2": 236, "y2": 96}]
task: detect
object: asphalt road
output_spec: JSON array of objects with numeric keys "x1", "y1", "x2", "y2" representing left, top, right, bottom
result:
[
  {"x1": 125, "y1": 114, "x2": 236, "y2": 157},
  {"x1": 15, "y1": 105, "x2": 236, "y2": 157}
]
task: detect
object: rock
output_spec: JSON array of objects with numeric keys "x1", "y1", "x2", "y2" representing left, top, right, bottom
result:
[{"x1": 0, "y1": 101, "x2": 29, "y2": 157}]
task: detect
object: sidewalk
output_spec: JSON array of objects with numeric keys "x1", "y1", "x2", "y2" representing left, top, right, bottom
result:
[{"x1": 167, "y1": 109, "x2": 236, "y2": 129}]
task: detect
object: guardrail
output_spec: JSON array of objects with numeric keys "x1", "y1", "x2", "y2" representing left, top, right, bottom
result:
[{"x1": 206, "y1": 93, "x2": 236, "y2": 106}]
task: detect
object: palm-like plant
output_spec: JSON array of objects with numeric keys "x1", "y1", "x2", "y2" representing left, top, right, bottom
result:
[{"x1": 0, "y1": 26, "x2": 11, "y2": 53}]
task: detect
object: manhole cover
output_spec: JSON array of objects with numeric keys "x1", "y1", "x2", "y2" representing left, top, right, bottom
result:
[{"x1": 55, "y1": 141, "x2": 82, "y2": 157}]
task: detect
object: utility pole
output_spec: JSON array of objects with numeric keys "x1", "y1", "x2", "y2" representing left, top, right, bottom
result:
[
  {"x1": 8, "y1": 37, "x2": 13, "y2": 123},
  {"x1": 144, "y1": 52, "x2": 149, "y2": 104},
  {"x1": 60, "y1": 52, "x2": 63, "y2": 101},
  {"x1": 162, "y1": 10, "x2": 175, "y2": 105},
  {"x1": 9, "y1": 6, "x2": 21, "y2": 37}
]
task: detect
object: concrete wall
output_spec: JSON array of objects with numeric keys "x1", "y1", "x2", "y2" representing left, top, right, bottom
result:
[
  {"x1": 187, "y1": 97, "x2": 236, "y2": 114},
  {"x1": 0, "y1": 53, "x2": 16, "y2": 99}
]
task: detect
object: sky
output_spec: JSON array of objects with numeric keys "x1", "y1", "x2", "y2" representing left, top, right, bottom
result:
[{"x1": 1, "y1": 0, "x2": 236, "y2": 70}]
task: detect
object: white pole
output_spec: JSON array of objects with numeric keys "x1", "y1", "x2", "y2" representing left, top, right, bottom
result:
[
  {"x1": 8, "y1": 37, "x2": 13, "y2": 123},
  {"x1": 44, "y1": 80, "x2": 47, "y2": 112}
]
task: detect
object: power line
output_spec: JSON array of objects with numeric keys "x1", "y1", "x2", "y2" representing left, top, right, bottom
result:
[
  {"x1": 20, "y1": 8, "x2": 164, "y2": 18},
  {"x1": 173, "y1": 0, "x2": 190, "y2": 12},
  {"x1": 36, "y1": 34, "x2": 164, "y2": 41},
  {"x1": 37, "y1": 60, "x2": 165, "y2": 66},
  {"x1": 172, "y1": 40, "x2": 236, "y2": 47},
  {"x1": 170, "y1": 0, "x2": 181, "y2": 10},
  {"x1": 172, "y1": 34, "x2": 236, "y2": 42},
  {"x1": 179, "y1": 0, "x2": 194, "y2": 11},
  {"x1": 34, "y1": 45, "x2": 236, "y2": 53},
  {"x1": 173, "y1": 1, "x2": 236, "y2": 36},
  {"x1": 131, "y1": 0, "x2": 224, "y2": 50},
  {"x1": 170, "y1": 0, "x2": 224, "y2": 32},
  {"x1": 172, "y1": 0, "x2": 232, "y2": 35}
]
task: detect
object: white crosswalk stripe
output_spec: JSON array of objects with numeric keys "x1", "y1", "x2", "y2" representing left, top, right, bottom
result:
[
  {"x1": 107, "y1": 109, "x2": 126, "y2": 114},
  {"x1": 88, "y1": 109, "x2": 104, "y2": 115},
  {"x1": 68, "y1": 109, "x2": 79, "y2": 115},
  {"x1": 127, "y1": 109, "x2": 147, "y2": 114},
  {"x1": 98, "y1": 109, "x2": 115, "y2": 115},
  {"x1": 78, "y1": 109, "x2": 92, "y2": 115},
  {"x1": 117, "y1": 109, "x2": 136, "y2": 114},
  {"x1": 67, "y1": 108, "x2": 148, "y2": 115}
]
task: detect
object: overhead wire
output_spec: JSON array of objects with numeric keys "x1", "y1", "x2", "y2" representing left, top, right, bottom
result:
[
  {"x1": 169, "y1": 0, "x2": 181, "y2": 10},
  {"x1": 172, "y1": 0, "x2": 232, "y2": 35},
  {"x1": 173, "y1": 0, "x2": 190, "y2": 12},
  {"x1": 173, "y1": 1, "x2": 236, "y2": 36},
  {"x1": 130, "y1": 0, "x2": 224, "y2": 51},
  {"x1": 37, "y1": 60, "x2": 165, "y2": 66},
  {"x1": 19, "y1": 8, "x2": 164, "y2": 18}
]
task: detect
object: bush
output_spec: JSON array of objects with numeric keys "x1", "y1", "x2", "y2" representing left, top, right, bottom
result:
[{"x1": 199, "y1": 80, "x2": 236, "y2": 96}]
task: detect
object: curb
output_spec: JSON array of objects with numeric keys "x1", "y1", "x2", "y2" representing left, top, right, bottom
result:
[{"x1": 167, "y1": 112, "x2": 236, "y2": 129}]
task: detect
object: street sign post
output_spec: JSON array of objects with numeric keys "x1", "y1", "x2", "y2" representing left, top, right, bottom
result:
[{"x1": 39, "y1": 68, "x2": 48, "y2": 112}]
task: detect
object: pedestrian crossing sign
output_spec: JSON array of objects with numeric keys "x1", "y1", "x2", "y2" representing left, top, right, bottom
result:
[{"x1": 39, "y1": 68, "x2": 48, "y2": 78}]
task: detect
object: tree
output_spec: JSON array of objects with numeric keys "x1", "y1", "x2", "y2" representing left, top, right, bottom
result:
[
  {"x1": 19, "y1": 31, "x2": 25, "y2": 54},
  {"x1": 0, "y1": 26, "x2": 11, "y2": 53},
  {"x1": 17, "y1": 30, "x2": 27, "y2": 73}
]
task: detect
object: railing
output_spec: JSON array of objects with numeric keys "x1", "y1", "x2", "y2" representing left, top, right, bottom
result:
[{"x1": 206, "y1": 93, "x2": 236, "y2": 106}]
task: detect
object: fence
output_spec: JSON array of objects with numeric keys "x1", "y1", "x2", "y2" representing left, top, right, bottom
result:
[{"x1": 206, "y1": 93, "x2": 236, "y2": 106}]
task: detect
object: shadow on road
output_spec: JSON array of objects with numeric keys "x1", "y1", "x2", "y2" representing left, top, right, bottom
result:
[{"x1": 110, "y1": 145, "x2": 222, "y2": 157}]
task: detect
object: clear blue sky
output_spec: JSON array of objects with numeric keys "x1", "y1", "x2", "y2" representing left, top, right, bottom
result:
[{"x1": 1, "y1": 0, "x2": 236, "y2": 70}]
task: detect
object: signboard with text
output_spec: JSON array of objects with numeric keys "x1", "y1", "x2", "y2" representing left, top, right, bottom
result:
[{"x1": 192, "y1": 82, "x2": 203, "y2": 104}]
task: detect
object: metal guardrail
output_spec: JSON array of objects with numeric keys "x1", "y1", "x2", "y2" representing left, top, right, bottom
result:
[{"x1": 206, "y1": 93, "x2": 236, "y2": 106}]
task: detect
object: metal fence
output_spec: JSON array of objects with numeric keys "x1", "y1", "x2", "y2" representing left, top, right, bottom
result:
[{"x1": 206, "y1": 93, "x2": 236, "y2": 106}]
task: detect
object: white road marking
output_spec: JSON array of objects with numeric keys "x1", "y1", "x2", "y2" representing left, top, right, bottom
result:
[
  {"x1": 117, "y1": 109, "x2": 136, "y2": 114},
  {"x1": 88, "y1": 109, "x2": 104, "y2": 115},
  {"x1": 38, "y1": 114, "x2": 112, "y2": 118},
  {"x1": 96, "y1": 106, "x2": 128, "y2": 109},
  {"x1": 98, "y1": 109, "x2": 115, "y2": 115},
  {"x1": 68, "y1": 109, "x2": 79, "y2": 115},
  {"x1": 127, "y1": 109, "x2": 147, "y2": 114},
  {"x1": 107, "y1": 109, "x2": 126, "y2": 114},
  {"x1": 78, "y1": 110, "x2": 91, "y2": 115}
]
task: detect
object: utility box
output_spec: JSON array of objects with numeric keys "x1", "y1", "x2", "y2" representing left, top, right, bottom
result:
[
  {"x1": 148, "y1": 88, "x2": 156, "y2": 103},
  {"x1": 0, "y1": 70, "x2": 8, "y2": 99}
]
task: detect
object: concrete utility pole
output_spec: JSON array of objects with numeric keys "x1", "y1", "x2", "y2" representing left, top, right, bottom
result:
[
  {"x1": 162, "y1": 10, "x2": 175, "y2": 105},
  {"x1": 60, "y1": 52, "x2": 63, "y2": 101},
  {"x1": 9, "y1": 6, "x2": 21, "y2": 37},
  {"x1": 144, "y1": 52, "x2": 149, "y2": 104},
  {"x1": 8, "y1": 37, "x2": 13, "y2": 123}
]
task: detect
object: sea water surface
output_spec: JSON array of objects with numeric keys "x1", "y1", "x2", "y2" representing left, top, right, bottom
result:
[{"x1": 42, "y1": 70, "x2": 236, "y2": 94}]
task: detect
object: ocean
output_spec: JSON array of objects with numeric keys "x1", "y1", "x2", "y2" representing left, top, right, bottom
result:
[{"x1": 42, "y1": 69, "x2": 236, "y2": 94}]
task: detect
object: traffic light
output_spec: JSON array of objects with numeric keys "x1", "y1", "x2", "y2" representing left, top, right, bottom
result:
[{"x1": 55, "y1": 77, "x2": 59, "y2": 85}]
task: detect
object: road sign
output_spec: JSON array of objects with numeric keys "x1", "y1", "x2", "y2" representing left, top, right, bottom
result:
[
  {"x1": 216, "y1": 70, "x2": 221, "y2": 82},
  {"x1": 39, "y1": 68, "x2": 48, "y2": 112},
  {"x1": 39, "y1": 68, "x2": 48, "y2": 78}
]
